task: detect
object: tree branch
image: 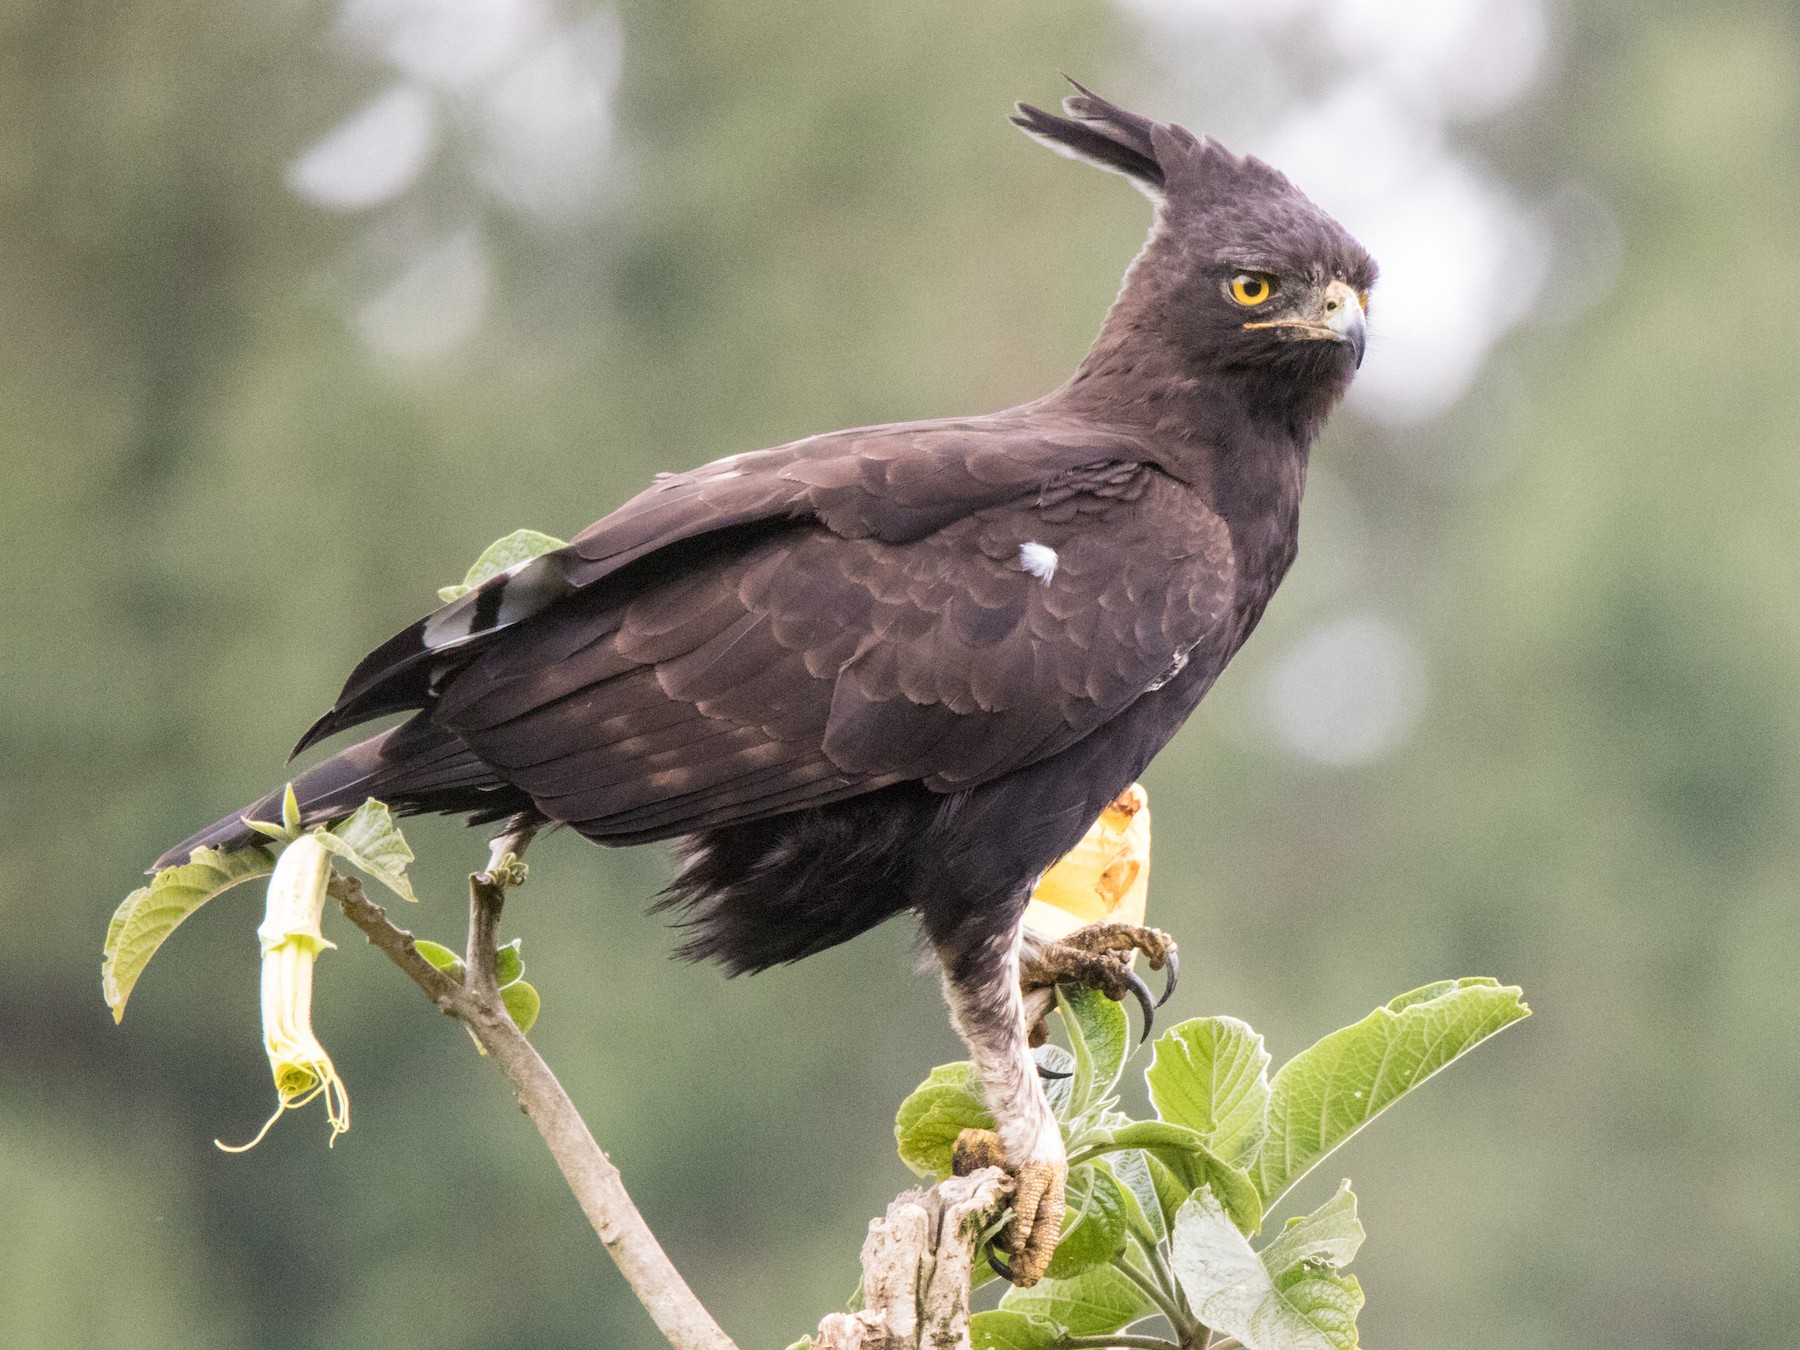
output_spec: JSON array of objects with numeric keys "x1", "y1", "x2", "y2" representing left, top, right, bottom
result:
[
  {"x1": 812, "y1": 1169, "x2": 1011, "y2": 1350},
  {"x1": 331, "y1": 870, "x2": 738, "y2": 1350}
]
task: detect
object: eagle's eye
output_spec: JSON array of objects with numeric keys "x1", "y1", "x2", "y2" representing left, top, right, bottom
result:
[{"x1": 1229, "y1": 272, "x2": 1278, "y2": 307}]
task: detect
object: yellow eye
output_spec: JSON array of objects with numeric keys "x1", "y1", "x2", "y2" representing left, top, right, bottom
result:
[{"x1": 1230, "y1": 273, "x2": 1277, "y2": 306}]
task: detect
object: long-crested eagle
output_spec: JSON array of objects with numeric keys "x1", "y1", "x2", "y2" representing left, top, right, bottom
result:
[{"x1": 159, "y1": 87, "x2": 1375, "y2": 1284}]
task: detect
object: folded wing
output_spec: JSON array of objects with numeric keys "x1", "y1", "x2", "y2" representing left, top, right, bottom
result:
[
  {"x1": 435, "y1": 466, "x2": 1235, "y2": 844},
  {"x1": 294, "y1": 412, "x2": 1234, "y2": 844}
]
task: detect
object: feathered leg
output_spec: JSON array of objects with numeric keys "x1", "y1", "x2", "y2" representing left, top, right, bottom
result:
[{"x1": 931, "y1": 902, "x2": 1066, "y2": 1286}]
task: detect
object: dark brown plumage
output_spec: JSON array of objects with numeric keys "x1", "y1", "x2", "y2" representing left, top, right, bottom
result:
[{"x1": 159, "y1": 86, "x2": 1375, "y2": 1283}]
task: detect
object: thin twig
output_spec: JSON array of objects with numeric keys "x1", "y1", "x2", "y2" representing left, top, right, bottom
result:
[
  {"x1": 1059, "y1": 1334, "x2": 1181, "y2": 1350},
  {"x1": 328, "y1": 875, "x2": 464, "y2": 1013},
  {"x1": 464, "y1": 870, "x2": 506, "y2": 1002},
  {"x1": 332, "y1": 871, "x2": 737, "y2": 1350}
]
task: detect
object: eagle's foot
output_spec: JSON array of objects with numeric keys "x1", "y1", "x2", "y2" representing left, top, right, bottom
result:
[
  {"x1": 1020, "y1": 922, "x2": 1179, "y2": 1045},
  {"x1": 952, "y1": 1127, "x2": 1066, "y2": 1287}
]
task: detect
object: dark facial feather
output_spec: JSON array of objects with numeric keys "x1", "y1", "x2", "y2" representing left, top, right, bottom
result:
[{"x1": 1020, "y1": 84, "x2": 1377, "y2": 428}]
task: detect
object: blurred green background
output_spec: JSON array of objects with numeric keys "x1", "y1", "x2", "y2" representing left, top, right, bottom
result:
[{"x1": 4, "y1": 0, "x2": 1799, "y2": 1346}]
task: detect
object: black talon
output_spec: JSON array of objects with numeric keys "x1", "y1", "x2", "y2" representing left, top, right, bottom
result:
[
  {"x1": 1108, "y1": 972, "x2": 1152, "y2": 1044},
  {"x1": 1155, "y1": 948, "x2": 1180, "y2": 1008},
  {"x1": 1037, "y1": 1061, "x2": 1073, "y2": 1081},
  {"x1": 1123, "y1": 967, "x2": 1157, "y2": 1043},
  {"x1": 988, "y1": 1250, "x2": 1018, "y2": 1283}
]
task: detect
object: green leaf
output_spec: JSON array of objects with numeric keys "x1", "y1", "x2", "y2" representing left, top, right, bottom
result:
[
  {"x1": 1058, "y1": 985, "x2": 1129, "y2": 1119},
  {"x1": 502, "y1": 980, "x2": 541, "y2": 1034},
  {"x1": 241, "y1": 783, "x2": 303, "y2": 845},
  {"x1": 1259, "y1": 1181, "x2": 1363, "y2": 1285},
  {"x1": 494, "y1": 938, "x2": 523, "y2": 986},
  {"x1": 894, "y1": 1062, "x2": 995, "y2": 1180},
  {"x1": 1146, "y1": 1016, "x2": 1271, "y2": 1168},
  {"x1": 999, "y1": 1261, "x2": 1155, "y2": 1337},
  {"x1": 313, "y1": 799, "x2": 418, "y2": 903},
  {"x1": 413, "y1": 939, "x2": 464, "y2": 977},
  {"x1": 1100, "y1": 1149, "x2": 1169, "y2": 1241},
  {"x1": 1099, "y1": 1121, "x2": 1262, "y2": 1235},
  {"x1": 1036, "y1": 1043, "x2": 1076, "y2": 1118},
  {"x1": 436, "y1": 528, "x2": 567, "y2": 602},
  {"x1": 1170, "y1": 1187, "x2": 1357, "y2": 1350},
  {"x1": 1045, "y1": 1163, "x2": 1128, "y2": 1279},
  {"x1": 1277, "y1": 1269, "x2": 1364, "y2": 1349},
  {"x1": 969, "y1": 1310, "x2": 1063, "y2": 1350},
  {"x1": 103, "y1": 845, "x2": 277, "y2": 1021},
  {"x1": 1255, "y1": 979, "x2": 1530, "y2": 1206}
]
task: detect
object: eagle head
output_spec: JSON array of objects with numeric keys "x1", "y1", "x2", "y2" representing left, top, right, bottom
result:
[{"x1": 1014, "y1": 84, "x2": 1379, "y2": 424}]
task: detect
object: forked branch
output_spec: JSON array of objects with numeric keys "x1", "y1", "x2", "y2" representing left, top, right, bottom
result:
[
  {"x1": 332, "y1": 854, "x2": 1013, "y2": 1350},
  {"x1": 330, "y1": 870, "x2": 738, "y2": 1350}
]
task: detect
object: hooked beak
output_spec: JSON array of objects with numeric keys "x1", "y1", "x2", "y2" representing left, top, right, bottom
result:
[{"x1": 1242, "y1": 278, "x2": 1367, "y2": 368}]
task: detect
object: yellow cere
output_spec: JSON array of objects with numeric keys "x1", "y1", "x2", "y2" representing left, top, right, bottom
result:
[{"x1": 1023, "y1": 783, "x2": 1152, "y2": 941}]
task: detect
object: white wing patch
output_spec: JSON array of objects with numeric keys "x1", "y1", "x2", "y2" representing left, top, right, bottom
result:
[
  {"x1": 1146, "y1": 648, "x2": 1190, "y2": 691},
  {"x1": 1018, "y1": 541, "x2": 1058, "y2": 584}
]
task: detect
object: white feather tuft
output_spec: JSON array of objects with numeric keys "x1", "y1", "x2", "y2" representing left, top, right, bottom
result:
[{"x1": 1019, "y1": 541, "x2": 1059, "y2": 584}]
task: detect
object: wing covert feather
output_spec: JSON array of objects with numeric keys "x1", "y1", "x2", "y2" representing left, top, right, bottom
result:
[{"x1": 434, "y1": 466, "x2": 1236, "y2": 838}]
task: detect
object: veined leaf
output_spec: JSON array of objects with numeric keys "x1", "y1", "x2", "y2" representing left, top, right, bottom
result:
[
  {"x1": 1259, "y1": 1181, "x2": 1363, "y2": 1285},
  {"x1": 1045, "y1": 1163, "x2": 1128, "y2": 1279},
  {"x1": 1101, "y1": 1149, "x2": 1166, "y2": 1242},
  {"x1": 314, "y1": 799, "x2": 418, "y2": 903},
  {"x1": 103, "y1": 845, "x2": 277, "y2": 1021},
  {"x1": 1170, "y1": 1187, "x2": 1357, "y2": 1350},
  {"x1": 894, "y1": 1062, "x2": 994, "y2": 1180},
  {"x1": 436, "y1": 528, "x2": 567, "y2": 602},
  {"x1": 1099, "y1": 1120, "x2": 1262, "y2": 1235},
  {"x1": 969, "y1": 1311, "x2": 1063, "y2": 1350},
  {"x1": 1058, "y1": 985, "x2": 1128, "y2": 1119},
  {"x1": 1038, "y1": 1043, "x2": 1076, "y2": 1118},
  {"x1": 999, "y1": 1261, "x2": 1155, "y2": 1336},
  {"x1": 1278, "y1": 1269, "x2": 1364, "y2": 1349},
  {"x1": 1146, "y1": 1016, "x2": 1270, "y2": 1168},
  {"x1": 1255, "y1": 979, "x2": 1529, "y2": 1205}
]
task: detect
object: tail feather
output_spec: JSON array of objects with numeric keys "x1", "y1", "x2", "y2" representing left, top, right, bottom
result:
[{"x1": 153, "y1": 714, "x2": 533, "y2": 870}]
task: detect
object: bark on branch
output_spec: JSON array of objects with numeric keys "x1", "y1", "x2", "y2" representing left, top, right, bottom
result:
[
  {"x1": 331, "y1": 870, "x2": 738, "y2": 1350},
  {"x1": 812, "y1": 1169, "x2": 1011, "y2": 1350},
  {"x1": 332, "y1": 861, "x2": 1007, "y2": 1350}
]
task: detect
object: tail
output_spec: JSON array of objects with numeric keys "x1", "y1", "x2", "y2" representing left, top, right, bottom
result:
[{"x1": 153, "y1": 714, "x2": 535, "y2": 870}]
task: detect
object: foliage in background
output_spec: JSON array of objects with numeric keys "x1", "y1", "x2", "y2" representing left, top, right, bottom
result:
[
  {"x1": 104, "y1": 783, "x2": 1524, "y2": 1350},
  {"x1": 880, "y1": 982, "x2": 1525, "y2": 1350}
]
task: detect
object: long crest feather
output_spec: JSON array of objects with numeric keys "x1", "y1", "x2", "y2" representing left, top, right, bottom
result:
[{"x1": 1012, "y1": 80, "x2": 1166, "y2": 192}]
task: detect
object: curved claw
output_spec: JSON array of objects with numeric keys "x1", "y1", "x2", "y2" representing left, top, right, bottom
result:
[
  {"x1": 988, "y1": 1250, "x2": 1018, "y2": 1283},
  {"x1": 1155, "y1": 947, "x2": 1179, "y2": 1008},
  {"x1": 1123, "y1": 967, "x2": 1157, "y2": 1043},
  {"x1": 1036, "y1": 1062, "x2": 1073, "y2": 1081}
]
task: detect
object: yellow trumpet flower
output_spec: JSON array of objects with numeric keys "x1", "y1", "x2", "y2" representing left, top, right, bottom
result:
[
  {"x1": 218, "y1": 834, "x2": 350, "y2": 1151},
  {"x1": 1024, "y1": 783, "x2": 1152, "y2": 940}
]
